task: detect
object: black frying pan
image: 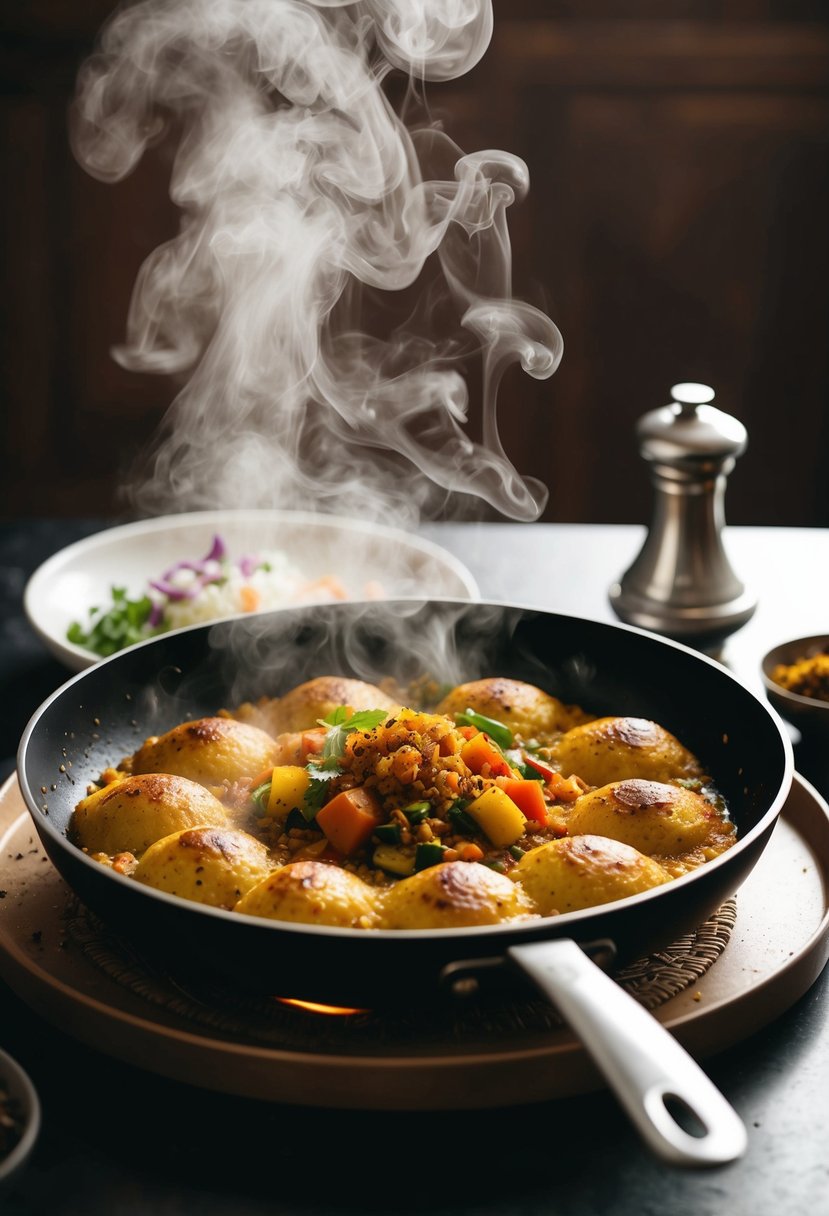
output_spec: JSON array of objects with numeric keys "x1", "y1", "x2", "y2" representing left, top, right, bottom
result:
[{"x1": 17, "y1": 600, "x2": 793, "y2": 1165}]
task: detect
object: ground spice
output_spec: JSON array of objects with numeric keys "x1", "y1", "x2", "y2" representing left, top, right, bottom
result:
[{"x1": 771, "y1": 652, "x2": 829, "y2": 703}]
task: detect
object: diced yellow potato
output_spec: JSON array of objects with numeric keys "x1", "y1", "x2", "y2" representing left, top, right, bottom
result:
[
  {"x1": 267, "y1": 765, "x2": 310, "y2": 817},
  {"x1": 467, "y1": 787, "x2": 526, "y2": 847}
]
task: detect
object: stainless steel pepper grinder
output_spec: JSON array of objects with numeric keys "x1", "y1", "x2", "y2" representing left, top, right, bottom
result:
[{"x1": 608, "y1": 382, "x2": 756, "y2": 652}]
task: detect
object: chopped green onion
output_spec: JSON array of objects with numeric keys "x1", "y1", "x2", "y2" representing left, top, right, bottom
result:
[
  {"x1": 455, "y1": 709, "x2": 513, "y2": 751},
  {"x1": 509, "y1": 845, "x2": 526, "y2": 861}
]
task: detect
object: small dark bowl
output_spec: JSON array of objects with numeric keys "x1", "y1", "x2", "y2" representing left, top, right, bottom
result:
[
  {"x1": 761, "y1": 635, "x2": 829, "y2": 737},
  {"x1": 0, "y1": 1047, "x2": 40, "y2": 1187}
]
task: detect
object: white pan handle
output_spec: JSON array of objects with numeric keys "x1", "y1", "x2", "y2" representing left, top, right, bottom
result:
[{"x1": 509, "y1": 937, "x2": 747, "y2": 1167}]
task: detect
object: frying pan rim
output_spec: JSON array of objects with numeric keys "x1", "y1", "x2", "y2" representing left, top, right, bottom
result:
[{"x1": 17, "y1": 598, "x2": 794, "y2": 946}]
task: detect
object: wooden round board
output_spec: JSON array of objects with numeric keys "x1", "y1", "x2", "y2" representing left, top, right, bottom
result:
[{"x1": 1, "y1": 773, "x2": 828, "y2": 1110}]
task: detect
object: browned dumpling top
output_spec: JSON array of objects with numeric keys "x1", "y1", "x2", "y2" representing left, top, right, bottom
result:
[
  {"x1": 567, "y1": 779, "x2": 733, "y2": 861},
  {"x1": 233, "y1": 676, "x2": 398, "y2": 737},
  {"x1": 380, "y1": 860, "x2": 534, "y2": 929},
  {"x1": 134, "y1": 826, "x2": 273, "y2": 909},
  {"x1": 73, "y1": 673, "x2": 735, "y2": 929},
  {"x1": 546, "y1": 717, "x2": 703, "y2": 788},
  {"x1": 72, "y1": 772, "x2": 228, "y2": 856},
  {"x1": 437, "y1": 677, "x2": 592, "y2": 742},
  {"x1": 132, "y1": 717, "x2": 281, "y2": 786}
]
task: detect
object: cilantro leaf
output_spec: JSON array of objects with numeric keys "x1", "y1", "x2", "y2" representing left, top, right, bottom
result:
[
  {"x1": 318, "y1": 707, "x2": 389, "y2": 765},
  {"x1": 302, "y1": 769, "x2": 340, "y2": 821}
]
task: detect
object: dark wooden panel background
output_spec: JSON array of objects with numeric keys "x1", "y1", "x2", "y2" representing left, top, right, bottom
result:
[{"x1": 2, "y1": 1, "x2": 828, "y2": 525}]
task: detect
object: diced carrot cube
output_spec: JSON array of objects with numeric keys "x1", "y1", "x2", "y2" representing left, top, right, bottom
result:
[
  {"x1": 500, "y1": 778, "x2": 549, "y2": 824},
  {"x1": 316, "y1": 787, "x2": 383, "y2": 855},
  {"x1": 461, "y1": 732, "x2": 514, "y2": 778}
]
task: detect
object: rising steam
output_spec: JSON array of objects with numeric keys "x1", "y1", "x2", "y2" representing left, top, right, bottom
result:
[{"x1": 71, "y1": 0, "x2": 562, "y2": 524}]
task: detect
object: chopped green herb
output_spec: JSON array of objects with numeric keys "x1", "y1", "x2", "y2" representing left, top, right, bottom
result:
[
  {"x1": 302, "y1": 768, "x2": 340, "y2": 820},
  {"x1": 67, "y1": 587, "x2": 159, "y2": 658},
  {"x1": 509, "y1": 845, "x2": 526, "y2": 861},
  {"x1": 318, "y1": 707, "x2": 389, "y2": 765}
]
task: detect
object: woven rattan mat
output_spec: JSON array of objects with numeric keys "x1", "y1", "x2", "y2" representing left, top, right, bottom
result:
[{"x1": 64, "y1": 899, "x2": 737, "y2": 1051}]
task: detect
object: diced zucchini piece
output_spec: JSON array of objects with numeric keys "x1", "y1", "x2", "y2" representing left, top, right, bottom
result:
[
  {"x1": 374, "y1": 822, "x2": 402, "y2": 845},
  {"x1": 373, "y1": 844, "x2": 416, "y2": 877},
  {"x1": 447, "y1": 802, "x2": 480, "y2": 836},
  {"x1": 403, "y1": 801, "x2": 430, "y2": 825},
  {"x1": 414, "y1": 842, "x2": 447, "y2": 872}
]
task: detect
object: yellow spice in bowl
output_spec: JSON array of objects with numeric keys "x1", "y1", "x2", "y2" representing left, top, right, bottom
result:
[{"x1": 771, "y1": 653, "x2": 829, "y2": 703}]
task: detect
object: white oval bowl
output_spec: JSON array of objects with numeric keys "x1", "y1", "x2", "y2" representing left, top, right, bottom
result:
[{"x1": 24, "y1": 510, "x2": 479, "y2": 672}]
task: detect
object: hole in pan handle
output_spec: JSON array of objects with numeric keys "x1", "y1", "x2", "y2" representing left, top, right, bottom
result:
[{"x1": 508, "y1": 938, "x2": 747, "y2": 1168}]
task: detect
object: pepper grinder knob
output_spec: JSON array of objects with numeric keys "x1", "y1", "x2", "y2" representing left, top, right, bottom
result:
[{"x1": 608, "y1": 382, "x2": 756, "y2": 651}]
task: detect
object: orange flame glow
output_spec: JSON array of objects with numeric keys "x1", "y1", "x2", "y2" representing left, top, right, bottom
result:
[{"x1": 278, "y1": 997, "x2": 367, "y2": 1016}]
